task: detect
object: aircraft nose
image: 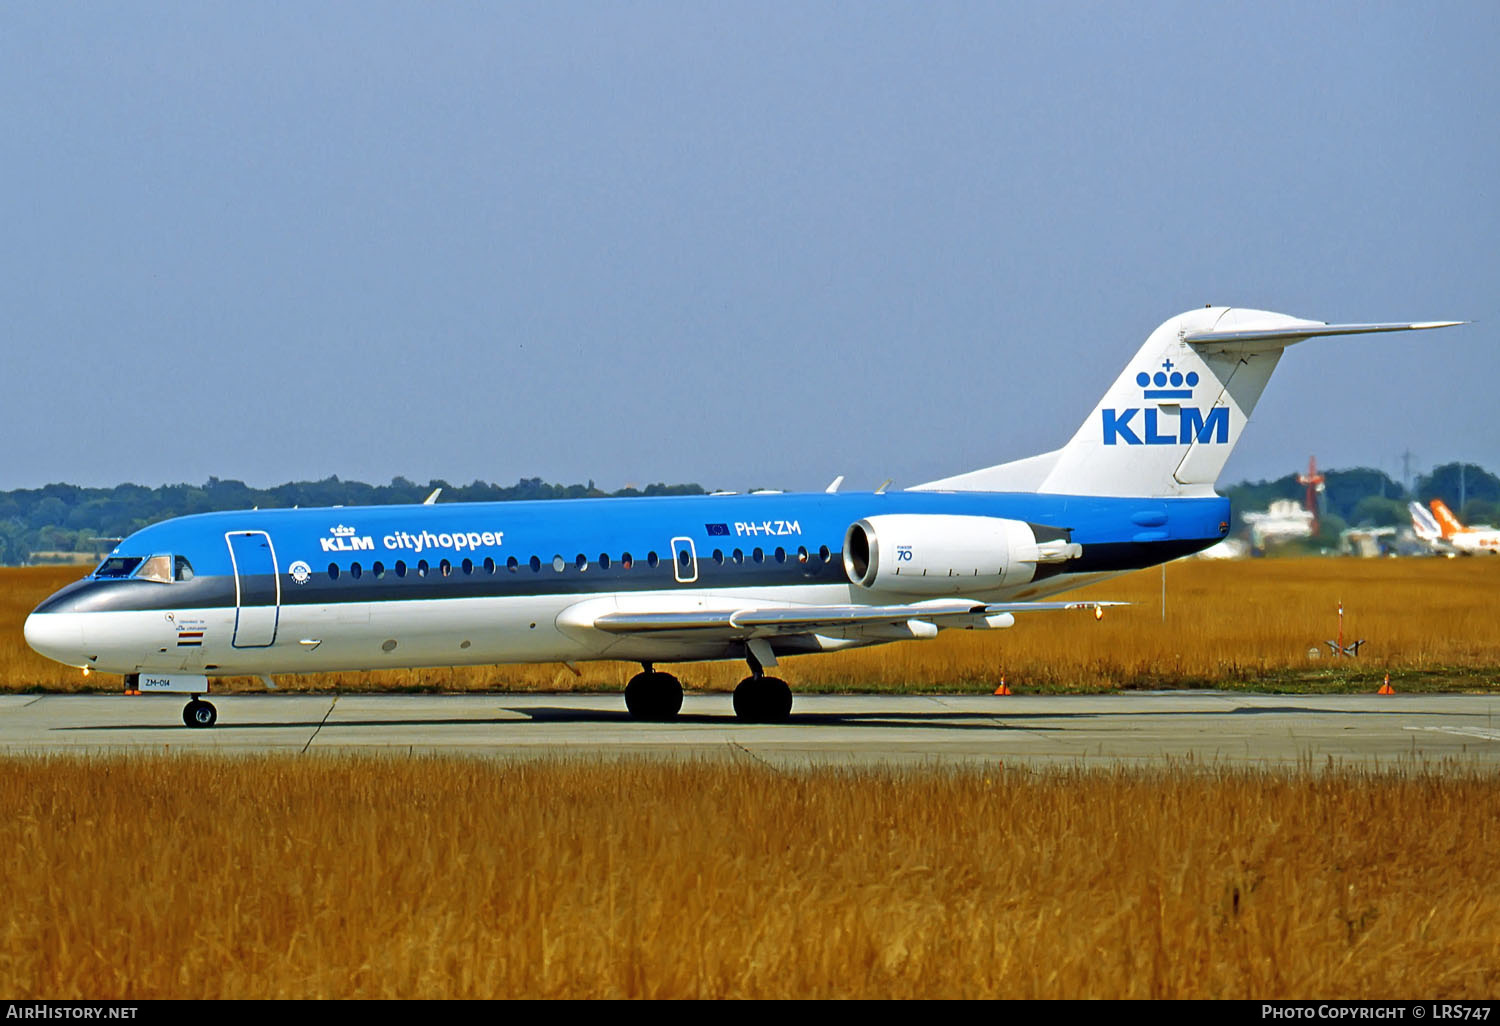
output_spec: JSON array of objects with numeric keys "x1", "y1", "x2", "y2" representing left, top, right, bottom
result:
[{"x1": 23, "y1": 611, "x2": 87, "y2": 667}]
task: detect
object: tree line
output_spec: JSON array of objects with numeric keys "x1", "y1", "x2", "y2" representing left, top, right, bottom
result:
[
  {"x1": 2, "y1": 463, "x2": 1496, "y2": 564},
  {"x1": 0, "y1": 476, "x2": 705, "y2": 565}
]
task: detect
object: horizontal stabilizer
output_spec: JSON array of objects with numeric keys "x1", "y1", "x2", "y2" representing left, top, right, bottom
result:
[{"x1": 1185, "y1": 320, "x2": 1464, "y2": 351}]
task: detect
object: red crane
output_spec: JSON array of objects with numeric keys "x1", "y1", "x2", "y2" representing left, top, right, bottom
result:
[{"x1": 1297, "y1": 455, "x2": 1325, "y2": 534}]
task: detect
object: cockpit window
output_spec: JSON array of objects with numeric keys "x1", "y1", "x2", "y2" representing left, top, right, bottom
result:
[
  {"x1": 136, "y1": 555, "x2": 173, "y2": 583},
  {"x1": 94, "y1": 556, "x2": 142, "y2": 579},
  {"x1": 96, "y1": 554, "x2": 194, "y2": 582}
]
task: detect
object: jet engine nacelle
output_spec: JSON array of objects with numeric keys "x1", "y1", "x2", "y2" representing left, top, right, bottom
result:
[{"x1": 843, "y1": 514, "x2": 1080, "y2": 595}]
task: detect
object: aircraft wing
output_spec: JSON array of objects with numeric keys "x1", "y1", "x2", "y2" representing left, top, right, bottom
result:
[{"x1": 592, "y1": 599, "x2": 1122, "y2": 640}]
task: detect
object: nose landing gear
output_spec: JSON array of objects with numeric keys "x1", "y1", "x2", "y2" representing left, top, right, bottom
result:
[{"x1": 183, "y1": 697, "x2": 217, "y2": 728}]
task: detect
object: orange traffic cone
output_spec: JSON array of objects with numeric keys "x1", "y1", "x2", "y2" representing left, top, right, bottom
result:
[
  {"x1": 1377, "y1": 673, "x2": 1395, "y2": 695},
  {"x1": 994, "y1": 676, "x2": 1012, "y2": 696}
]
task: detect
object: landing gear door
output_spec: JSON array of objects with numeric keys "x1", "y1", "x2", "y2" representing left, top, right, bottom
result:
[
  {"x1": 670, "y1": 536, "x2": 698, "y2": 584},
  {"x1": 226, "y1": 531, "x2": 280, "y2": 648}
]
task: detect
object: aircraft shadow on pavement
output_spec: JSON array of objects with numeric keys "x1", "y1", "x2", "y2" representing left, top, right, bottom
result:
[
  {"x1": 507, "y1": 702, "x2": 1434, "y2": 729},
  {"x1": 58, "y1": 716, "x2": 548, "y2": 732},
  {"x1": 58, "y1": 709, "x2": 1040, "y2": 733},
  {"x1": 508, "y1": 707, "x2": 1059, "y2": 731},
  {"x1": 52, "y1": 701, "x2": 1451, "y2": 734},
  {"x1": 58, "y1": 711, "x2": 1038, "y2": 733}
]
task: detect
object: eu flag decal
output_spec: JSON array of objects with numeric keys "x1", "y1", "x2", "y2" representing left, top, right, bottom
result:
[{"x1": 705, "y1": 523, "x2": 731, "y2": 536}]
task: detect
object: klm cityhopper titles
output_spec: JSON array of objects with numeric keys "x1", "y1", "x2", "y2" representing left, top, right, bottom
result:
[{"x1": 24, "y1": 307, "x2": 1462, "y2": 726}]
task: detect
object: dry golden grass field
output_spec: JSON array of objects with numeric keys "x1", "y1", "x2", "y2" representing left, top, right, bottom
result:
[
  {"x1": 2, "y1": 754, "x2": 1496, "y2": 999},
  {"x1": 4, "y1": 557, "x2": 1498, "y2": 694}
]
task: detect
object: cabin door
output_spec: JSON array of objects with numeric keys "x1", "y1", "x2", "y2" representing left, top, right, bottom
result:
[
  {"x1": 226, "y1": 531, "x2": 280, "y2": 647},
  {"x1": 670, "y1": 536, "x2": 698, "y2": 583}
]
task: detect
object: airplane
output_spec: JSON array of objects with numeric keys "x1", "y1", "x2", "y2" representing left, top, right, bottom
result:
[
  {"x1": 24, "y1": 307, "x2": 1463, "y2": 727},
  {"x1": 1241, "y1": 499, "x2": 1315, "y2": 551},
  {"x1": 1427, "y1": 498, "x2": 1500, "y2": 555},
  {"x1": 1408, "y1": 500, "x2": 1449, "y2": 551}
]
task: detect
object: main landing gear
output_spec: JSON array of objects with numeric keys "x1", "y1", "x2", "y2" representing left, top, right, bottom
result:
[
  {"x1": 182, "y1": 697, "x2": 217, "y2": 728},
  {"x1": 621, "y1": 654, "x2": 794, "y2": 723},
  {"x1": 732, "y1": 651, "x2": 793, "y2": 724},
  {"x1": 624, "y1": 664, "x2": 684, "y2": 721}
]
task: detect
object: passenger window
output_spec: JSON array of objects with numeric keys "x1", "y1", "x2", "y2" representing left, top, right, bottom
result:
[
  {"x1": 417, "y1": 560, "x2": 429, "y2": 577},
  {"x1": 174, "y1": 556, "x2": 195, "y2": 581},
  {"x1": 599, "y1": 553, "x2": 611, "y2": 570},
  {"x1": 529, "y1": 556, "x2": 542, "y2": 573},
  {"x1": 732, "y1": 548, "x2": 743, "y2": 564},
  {"x1": 482, "y1": 557, "x2": 494, "y2": 574},
  {"x1": 350, "y1": 562, "x2": 362, "y2": 580},
  {"x1": 647, "y1": 551, "x2": 659, "y2": 568},
  {"x1": 774, "y1": 547, "x2": 786, "y2": 563},
  {"x1": 552, "y1": 555, "x2": 566, "y2": 573},
  {"x1": 752, "y1": 548, "x2": 764, "y2": 564},
  {"x1": 328, "y1": 563, "x2": 340, "y2": 581},
  {"x1": 395, "y1": 560, "x2": 407, "y2": 578},
  {"x1": 507, "y1": 556, "x2": 519, "y2": 573},
  {"x1": 576, "y1": 554, "x2": 588, "y2": 571},
  {"x1": 136, "y1": 555, "x2": 173, "y2": 583},
  {"x1": 819, "y1": 545, "x2": 832, "y2": 563},
  {"x1": 440, "y1": 559, "x2": 452, "y2": 577},
  {"x1": 461, "y1": 558, "x2": 473, "y2": 575},
  {"x1": 374, "y1": 561, "x2": 385, "y2": 579},
  {"x1": 797, "y1": 546, "x2": 808, "y2": 564},
  {"x1": 621, "y1": 552, "x2": 634, "y2": 570},
  {"x1": 713, "y1": 549, "x2": 724, "y2": 565}
]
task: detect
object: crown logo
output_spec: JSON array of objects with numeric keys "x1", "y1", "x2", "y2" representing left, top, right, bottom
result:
[
  {"x1": 330, "y1": 524, "x2": 357, "y2": 537},
  {"x1": 1136, "y1": 358, "x2": 1198, "y2": 400}
]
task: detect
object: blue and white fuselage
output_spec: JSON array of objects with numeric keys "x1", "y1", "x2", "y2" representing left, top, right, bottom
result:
[
  {"x1": 23, "y1": 306, "x2": 1462, "y2": 724},
  {"x1": 24, "y1": 489, "x2": 1227, "y2": 677}
]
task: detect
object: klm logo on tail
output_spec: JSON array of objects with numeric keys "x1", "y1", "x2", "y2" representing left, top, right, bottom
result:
[{"x1": 1102, "y1": 359, "x2": 1228, "y2": 446}]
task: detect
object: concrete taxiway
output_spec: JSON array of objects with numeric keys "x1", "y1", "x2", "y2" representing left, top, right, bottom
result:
[{"x1": 2, "y1": 691, "x2": 1499, "y2": 769}]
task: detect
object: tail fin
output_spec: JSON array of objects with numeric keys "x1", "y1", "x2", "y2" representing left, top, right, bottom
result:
[
  {"x1": 1409, "y1": 501, "x2": 1443, "y2": 541},
  {"x1": 1429, "y1": 499, "x2": 1466, "y2": 538},
  {"x1": 914, "y1": 308, "x2": 1462, "y2": 497}
]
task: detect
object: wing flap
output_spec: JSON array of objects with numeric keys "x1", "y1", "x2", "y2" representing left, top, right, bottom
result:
[{"x1": 592, "y1": 600, "x2": 1122, "y2": 639}]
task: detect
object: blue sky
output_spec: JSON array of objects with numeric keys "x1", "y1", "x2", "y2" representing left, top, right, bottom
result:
[{"x1": 2, "y1": 2, "x2": 1494, "y2": 493}]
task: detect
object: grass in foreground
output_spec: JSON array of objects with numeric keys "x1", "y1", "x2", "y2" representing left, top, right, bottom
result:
[
  {"x1": 4, "y1": 559, "x2": 1498, "y2": 694},
  {"x1": 2, "y1": 754, "x2": 1496, "y2": 999}
]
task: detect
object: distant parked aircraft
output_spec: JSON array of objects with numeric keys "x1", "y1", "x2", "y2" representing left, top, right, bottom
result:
[
  {"x1": 1242, "y1": 499, "x2": 1315, "y2": 550},
  {"x1": 1427, "y1": 499, "x2": 1500, "y2": 555},
  {"x1": 1408, "y1": 501, "x2": 1447, "y2": 551}
]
